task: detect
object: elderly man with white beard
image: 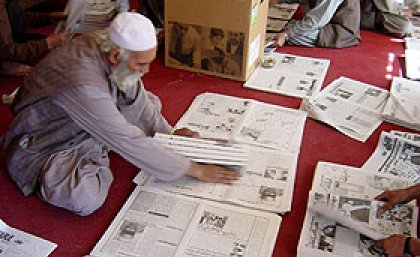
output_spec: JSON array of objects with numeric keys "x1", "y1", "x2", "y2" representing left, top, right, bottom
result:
[{"x1": 1, "y1": 12, "x2": 240, "y2": 216}]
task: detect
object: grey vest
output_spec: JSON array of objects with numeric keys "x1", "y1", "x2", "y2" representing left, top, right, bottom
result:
[{"x1": 2, "y1": 32, "x2": 110, "y2": 196}]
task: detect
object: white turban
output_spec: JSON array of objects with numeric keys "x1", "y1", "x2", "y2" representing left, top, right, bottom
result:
[{"x1": 108, "y1": 12, "x2": 157, "y2": 52}]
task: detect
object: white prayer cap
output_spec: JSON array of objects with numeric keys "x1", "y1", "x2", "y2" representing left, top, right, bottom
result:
[{"x1": 108, "y1": 12, "x2": 157, "y2": 52}]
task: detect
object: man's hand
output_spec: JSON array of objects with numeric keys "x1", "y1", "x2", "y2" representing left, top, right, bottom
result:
[
  {"x1": 172, "y1": 127, "x2": 200, "y2": 138},
  {"x1": 272, "y1": 32, "x2": 289, "y2": 47},
  {"x1": 46, "y1": 32, "x2": 68, "y2": 50},
  {"x1": 186, "y1": 162, "x2": 241, "y2": 184},
  {"x1": 374, "y1": 185, "x2": 419, "y2": 213},
  {"x1": 375, "y1": 235, "x2": 406, "y2": 257}
]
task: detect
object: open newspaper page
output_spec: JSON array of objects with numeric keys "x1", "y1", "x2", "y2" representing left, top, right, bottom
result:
[
  {"x1": 311, "y1": 162, "x2": 414, "y2": 200},
  {"x1": 405, "y1": 37, "x2": 420, "y2": 51},
  {"x1": 138, "y1": 146, "x2": 298, "y2": 213},
  {"x1": 405, "y1": 49, "x2": 420, "y2": 80},
  {"x1": 232, "y1": 100, "x2": 307, "y2": 151},
  {"x1": 298, "y1": 212, "x2": 390, "y2": 257},
  {"x1": 363, "y1": 131, "x2": 420, "y2": 182},
  {"x1": 390, "y1": 130, "x2": 420, "y2": 142},
  {"x1": 90, "y1": 187, "x2": 281, "y2": 257},
  {"x1": 175, "y1": 93, "x2": 253, "y2": 141},
  {"x1": 301, "y1": 77, "x2": 389, "y2": 142},
  {"x1": 175, "y1": 92, "x2": 307, "y2": 151},
  {"x1": 307, "y1": 191, "x2": 418, "y2": 240},
  {"x1": 382, "y1": 77, "x2": 420, "y2": 131},
  {"x1": 244, "y1": 53, "x2": 330, "y2": 98},
  {"x1": 0, "y1": 219, "x2": 57, "y2": 257},
  {"x1": 297, "y1": 161, "x2": 418, "y2": 257}
]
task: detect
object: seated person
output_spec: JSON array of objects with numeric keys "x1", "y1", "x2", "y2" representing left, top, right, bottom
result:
[
  {"x1": 168, "y1": 22, "x2": 201, "y2": 68},
  {"x1": 272, "y1": 0, "x2": 411, "y2": 48},
  {"x1": 0, "y1": 0, "x2": 67, "y2": 76},
  {"x1": 374, "y1": 184, "x2": 420, "y2": 257},
  {"x1": 2, "y1": 12, "x2": 240, "y2": 216}
]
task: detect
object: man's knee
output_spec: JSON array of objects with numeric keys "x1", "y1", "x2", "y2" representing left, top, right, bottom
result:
[{"x1": 40, "y1": 165, "x2": 114, "y2": 216}]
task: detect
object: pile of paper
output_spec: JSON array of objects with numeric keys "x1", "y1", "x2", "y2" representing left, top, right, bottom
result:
[
  {"x1": 244, "y1": 53, "x2": 330, "y2": 98},
  {"x1": 59, "y1": 0, "x2": 119, "y2": 35},
  {"x1": 300, "y1": 76, "x2": 389, "y2": 142},
  {"x1": 382, "y1": 77, "x2": 420, "y2": 130},
  {"x1": 137, "y1": 93, "x2": 307, "y2": 214},
  {"x1": 265, "y1": 2, "x2": 299, "y2": 53},
  {"x1": 297, "y1": 161, "x2": 418, "y2": 257},
  {"x1": 153, "y1": 133, "x2": 249, "y2": 172}
]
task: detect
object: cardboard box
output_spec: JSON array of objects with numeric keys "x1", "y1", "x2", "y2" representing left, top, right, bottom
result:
[{"x1": 165, "y1": 0, "x2": 269, "y2": 81}]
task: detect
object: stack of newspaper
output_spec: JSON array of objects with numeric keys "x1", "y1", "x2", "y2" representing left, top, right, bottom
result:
[
  {"x1": 297, "y1": 161, "x2": 418, "y2": 257},
  {"x1": 300, "y1": 76, "x2": 389, "y2": 142},
  {"x1": 153, "y1": 133, "x2": 249, "y2": 172},
  {"x1": 57, "y1": 0, "x2": 120, "y2": 34},
  {"x1": 382, "y1": 77, "x2": 420, "y2": 131},
  {"x1": 404, "y1": 36, "x2": 420, "y2": 79},
  {"x1": 244, "y1": 53, "x2": 330, "y2": 98},
  {"x1": 265, "y1": 2, "x2": 299, "y2": 53},
  {"x1": 89, "y1": 93, "x2": 301, "y2": 257},
  {"x1": 138, "y1": 93, "x2": 307, "y2": 214}
]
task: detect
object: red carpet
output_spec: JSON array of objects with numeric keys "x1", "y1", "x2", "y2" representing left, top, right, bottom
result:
[{"x1": 0, "y1": 16, "x2": 414, "y2": 257}]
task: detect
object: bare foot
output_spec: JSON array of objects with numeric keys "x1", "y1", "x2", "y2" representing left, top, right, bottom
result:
[{"x1": 0, "y1": 62, "x2": 32, "y2": 77}]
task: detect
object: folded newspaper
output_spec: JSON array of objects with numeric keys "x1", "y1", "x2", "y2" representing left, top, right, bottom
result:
[
  {"x1": 382, "y1": 77, "x2": 420, "y2": 131},
  {"x1": 308, "y1": 191, "x2": 417, "y2": 240},
  {"x1": 300, "y1": 76, "x2": 389, "y2": 142},
  {"x1": 297, "y1": 161, "x2": 418, "y2": 257},
  {"x1": 153, "y1": 133, "x2": 249, "y2": 172}
]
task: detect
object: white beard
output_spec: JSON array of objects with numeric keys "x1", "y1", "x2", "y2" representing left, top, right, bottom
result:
[{"x1": 109, "y1": 61, "x2": 143, "y2": 92}]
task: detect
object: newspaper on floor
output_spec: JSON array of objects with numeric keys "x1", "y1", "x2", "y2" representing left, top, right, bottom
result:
[
  {"x1": 296, "y1": 161, "x2": 418, "y2": 257},
  {"x1": 405, "y1": 49, "x2": 420, "y2": 80},
  {"x1": 153, "y1": 133, "x2": 249, "y2": 172},
  {"x1": 405, "y1": 37, "x2": 420, "y2": 51},
  {"x1": 175, "y1": 92, "x2": 307, "y2": 152},
  {"x1": 268, "y1": 3, "x2": 300, "y2": 20},
  {"x1": 244, "y1": 53, "x2": 330, "y2": 99},
  {"x1": 300, "y1": 76, "x2": 389, "y2": 142},
  {"x1": 382, "y1": 77, "x2": 420, "y2": 131},
  {"x1": 0, "y1": 219, "x2": 57, "y2": 256},
  {"x1": 90, "y1": 187, "x2": 281, "y2": 257},
  {"x1": 134, "y1": 145, "x2": 299, "y2": 213},
  {"x1": 307, "y1": 191, "x2": 418, "y2": 240},
  {"x1": 298, "y1": 211, "x2": 405, "y2": 257},
  {"x1": 390, "y1": 130, "x2": 420, "y2": 141},
  {"x1": 311, "y1": 162, "x2": 414, "y2": 200},
  {"x1": 362, "y1": 131, "x2": 420, "y2": 182}
]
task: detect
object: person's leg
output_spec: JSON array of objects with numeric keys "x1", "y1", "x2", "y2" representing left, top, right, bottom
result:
[
  {"x1": 380, "y1": 12, "x2": 412, "y2": 36},
  {"x1": 39, "y1": 138, "x2": 114, "y2": 216},
  {"x1": 287, "y1": 30, "x2": 319, "y2": 47},
  {"x1": 363, "y1": 0, "x2": 412, "y2": 36}
]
